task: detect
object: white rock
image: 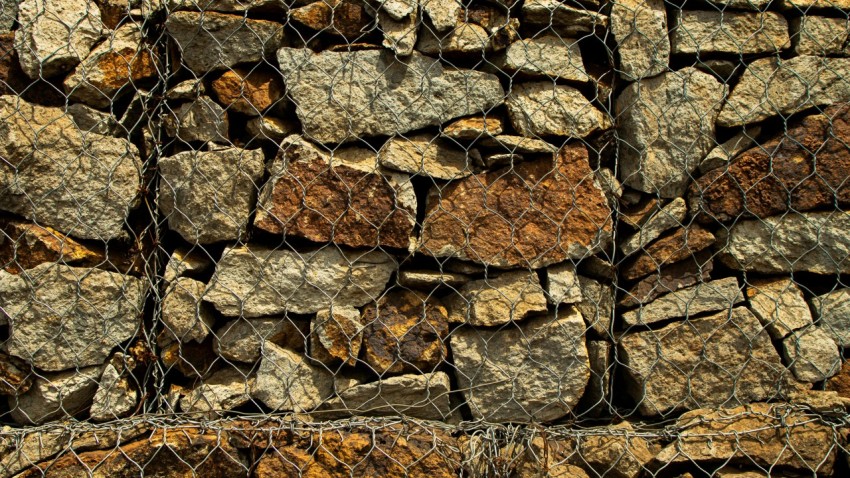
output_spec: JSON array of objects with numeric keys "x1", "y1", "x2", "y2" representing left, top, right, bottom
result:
[
  {"x1": 378, "y1": 134, "x2": 475, "y2": 179},
  {"x1": 180, "y1": 367, "x2": 253, "y2": 415},
  {"x1": 163, "y1": 96, "x2": 229, "y2": 143},
  {"x1": 318, "y1": 372, "x2": 452, "y2": 421},
  {"x1": 90, "y1": 362, "x2": 138, "y2": 422},
  {"x1": 500, "y1": 35, "x2": 589, "y2": 82},
  {"x1": 251, "y1": 342, "x2": 334, "y2": 412},
  {"x1": 378, "y1": 6, "x2": 418, "y2": 56},
  {"x1": 160, "y1": 277, "x2": 215, "y2": 345},
  {"x1": 422, "y1": 0, "x2": 460, "y2": 32},
  {"x1": 782, "y1": 327, "x2": 841, "y2": 383}
]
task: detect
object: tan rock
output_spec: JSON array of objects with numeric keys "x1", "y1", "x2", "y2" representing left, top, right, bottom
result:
[
  {"x1": 578, "y1": 422, "x2": 654, "y2": 478},
  {"x1": 610, "y1": 0, "x2": 669, "y2": 80},
  {"x1": 792, "y1": 16, "x2": 850, "y2": 56},
  {"x1": 445, "y1": 270, "x2": 548, "y2": 326},
  {"x1": 546, "y1": 262, "x2": 582, "y2": 305},
  {"x1": 317, "y1": 372, "x2": 452, "y2": 421},
  {"x1": 441, "y1": 115, "x2": 504, "y2": 140},
  {"x1": 620, "y1": 277, "x2": 743, "y2": 327},
  {"x1": 671, "y1": 11, "x2": 790, "y2": 55},
  {"x1": 782, "y1": 326, "x2": 841, "y2": 383},
  {"x1": 0, "y1": 352, "x2": 31, "y2": 396},
  {"x1": 214, "y1": 316, "x2": 307, "y2": 363},
  {"x1": 746, "y1": 277, "x2": 813, "y2": 339},
  {"x1": 499, "y1": 35, "x2": 589, "y2": 82},
  {"x1": 811, "y1": 287, "x2": 850, "y2": 347},
  {"x1": 506, "y1": 81, "x2": 611, "y2": 138},
  {"x1": 0, "y1": 220, "x2": 102, "y2": 274},
  {"x1": 290, "y1": 0, "x2": 371, "y2": 40},
  {"x1": 416, "y1": 22, "x2": 491, "y2": 55},
  {"x1": 210, "y1": 67, "x2": 283, "y2": 115},
  {"x1": 378, "y1": 133, "x2": 475, "y2": 179},
  {"x1": 252, "y1": 342, "x2": 334, "y2": 412},
  {"x1": 619, "y1": 254, "x2": 713, "y2": 309},
  {"x1": 397, "y1": 269, "x2": 470, "y2": 289},
  {"x1": 159, "y1": 277, "x2": 215, "y2": 346}
]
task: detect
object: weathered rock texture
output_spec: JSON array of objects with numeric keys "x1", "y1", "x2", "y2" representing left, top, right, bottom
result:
[
  {"x1": 318, "y1": 372, "x2": 452, "y2": 420},
  {"x1": 445, "y1": 271, "x2": 548, "y2": 326},
  {"x1": 621, "y1": 277, "x2": 743, "y2": 327},
  {"x1": 610, "y1": 0, "x2": 669, "y2": 81},
  {"x1": 671, "y1": 11, "x2": 790, "y2": 55},
  {"x1": 506, "y1": 82, "x2": 610, "y2": 139},
  {"x1": 811, "y1": 288, "x2": 850, "y2": 347}
]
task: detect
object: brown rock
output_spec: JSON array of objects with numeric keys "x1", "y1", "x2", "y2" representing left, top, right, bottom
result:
[
  {"x1": 361, "y1": 290, "x2": 449, "y2": 375},
  {"x1": 419, "y1": 144, "x2": 613, "y2": 268},
  {"x1": 691, "y1": 105, "x2": 850, "y2": 223},
  {"x1": 309, "y1": 306, "x2": 363, "y2": 366},
  {"x1": 0, "y1": 33, "x2": 27, "y2": 96},
  {"x1": 290, "y1": 0, "x2": 372, "y2": 40},
  {"x1": 211, "y1": 67, "x2": 283, "y2": 116},
  {"x1": 159, "y1": 339, "x2": 218, "y2": 379},
  {"x1": 0, "y1": 352, "x2": 31, "y2": 395},
  {"x1": 619, "y1": 252, "x2": 713, "y2": 309},
  {"x1": 254, "y1": 136, "x2": 416, "y2": 250},
  {"x1": 827, "y1": 360, "x2": 850, "y2": 398},
  {"x1": 621, "y1": 225, "x2": 715, "y2": 281},
  {"x1": 0, "y1": 219, "x2": 102, "y2": 274}
]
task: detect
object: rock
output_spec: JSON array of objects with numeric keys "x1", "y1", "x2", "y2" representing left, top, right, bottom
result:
[
  {"x1": 546, "y1": 262, "x2": 582, "y2": 305},
  {"x1": 499, "y1": 35, "x2": 589, "y2": 82},
  {"x1": 0, "y1": 1, "x2": 17, "y2": 32},
  {"x1": 66, "y1": 103, "x2": 119, "y2": 135},
  {"x1": 654, "y1": 402, "x2": 839, "y2": 475},
  {"x1": 163, "y1": 247, "x2": 212, "y2": 283},
  {"x1": 64, "y1": 24, "x2": 158, "y2": 108},
  {"x1": 252, "y1": 342, "x2": 334, "y2": 412},
  {"x1": 442, "y1": 115, "x2": 504, "y2": 140},
  {"x1": 621, "y1": 277, "x2": 743, "y2": 327},
  {"x1": 9, "y1": 365, "x2": 101, "y2": 424},
  {"x1": 361, "y1": 290, "x2": 449, "y2": 374},
  {"x1": 811, "y1": 288, "x2": 850, "y2": 347},
  {"x1": 610, "y1": 0, "x2": 669, "y2": 80},
  {"x1": 826, "y1": 360, "x2": 850, "y2": 397},
  {"x1": 575, "y1": 276, "x2": 614, "y2": 336},
  {"x1": 698, "y1": 126, "x2": 760, "y2": 173},
  {"x1": 15, "y1": 0, "x2": 103, "y2": 79},
  {"x1": 180, "y1": 367, "x2": 253, "y2": 415},
  {"x1": 210, "y1": 67, "x2": 283, "y2": 116},
  {"x1": 522, "y1": 0, "x2": 608, "y2": 37},
  {"x1": 619, "y1": 198, "x2": 687, "y2": 258},
  {"x1": 206, "y1": 245, "x2": 396, "y2": 317},
  {"x1": 253, "y1": 136, "x2": 416, "y2": 249},
  {"x1": 159, "y1": 277, "x2": 215, "y2": 345},
  {"x1": 165, "y1": 79, "x2": 205, "y2": 100},
  {"x1": 317, "y1": 372, "x2": 452, "y2": 421},
  {"x1": 616, "y1": 68, "x2": 727, "y2": 197},
  {"x1": 670, "y1": 11, "x2": 790, "y2": 55},
  {"x1": 289, "y1": 0, "x2": 372, "y2": 40},
  {"x1": 579, "y1": 340, "x2": 612, "y2": 417},
  {"x1": 619, "y1": 254, "x2": 713, "y2": 309},
  {"x1": 158, "y1": 147, "x2": 264, "y2": 243},
  {"x1": 166, "y1": 0, "x2": 286, "y2": 12},
  {"x1": 781, "y1": 0, "x2": 850, "y2": 10},
  {"x1": 246, "y1": 115, "x2": 298, "y2": 142},
  {"x1": 378, "y1": 133, "x2": 475, "y2": 179},
  {"x1": 446, "y1": 271, "x2": 547, "y2": 326},
  {"x1": 596, "y1": 167, "x2": 623, "y2": 204},
  {"x1": 214, "y1": 317, "x2": 307, "y2": 363},
  {"x1": 397, "y1": 269, "x2": 470, "y2": 289},
  {"x1": 792, "y1": 16, "x2": 850, "y2": 56},
  {"x1": 619, "y1": 307, "x2": 788, "y2": 416},
  {"x1": 0, "y1": 97, "x2": 142, "y2": 240},
  {"x1": 1, "y1": 264, "x2": 145, "y2": 371},
  {"x1": 90, "y1": 361, "x2": 138, "y2": 421},
  {"x1": 478, "y1": 134, "x2": 557, "y2": 153},
  {"x1": 310, "y1": 306, "x2": 362, "y2": 366},
  {"x1": 746, "y1": 278, "x2": 813, "y2": 340},
  {"x1": 163, "y1": 96, "x2": 229, "y2": 143},
  {"x1": 420, "y1": 144, "x2": 613, "y2": 268},
  {"x1": 0, "y1": 220, "x2": 102, "y2": 273},
  {"x1": 506, "y1": 82, "x2": 610, "y2": 138},
  {"x1": 0, "y1": 33, "x2": 27, "y2": 96},
  {"x1": 718, "y1": 56, "x2": 850, "y2": 127},
  {"x1": 505, "y1": 437, "x2": 590, "y2": 478},
  {"x1": 416, "y1": 22, "x2": 490, "y2": 55},
  {"x1": 578, "y1": 422, "x2": 654, "y2": 478},
  {"x1": 717, "y1": 211, "x2": 850, "y2": 275},
  {"x1": 423, "y1": 0, "x2": 460, "y2": 32},
  {"x1": 451, "y1": 307, "x2": 589, "y2": 422},
  {"x1": 277, "y1": 48, "x2": 504, "y2": 143},
  {"x1": 165, "y1": 11, "x2": 284, "y2": 73},
  {"x1": 377, "y1": 5, "x2": 417, "y2": 56},
  {"x1": 782, "y1": 327, "x2": 841, "y2": 383},
  {"x1": 619, "y1": 197, "x2": 659, "y2": 229},
  {"x1": 621, "y1": 225, "x2": 716, "y2": 281},
  {"x1": 0, "y1": 352, "x2": 31, "y2": 395}
]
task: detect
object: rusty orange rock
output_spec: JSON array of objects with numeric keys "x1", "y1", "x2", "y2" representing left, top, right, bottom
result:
[
  {"x1": 621, "y1": 225, "x2": 716, "y2": 282},
  {"x1": 211, "y1": 67, "x2": 283, "y2": 116}
]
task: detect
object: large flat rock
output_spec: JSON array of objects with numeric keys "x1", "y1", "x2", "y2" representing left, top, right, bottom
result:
[
  {"x1": 610, "y1": 0, "x2": 669, "y2": 80},
  {"x1": 505, "y1": 82, "x2": 610, "y2": 138},
  {"x1": 671, "y1": 11, "x2": 789, "y2": 55},
  {"x1": 621, "y1": 277, "x2": 743, "y2": 327}
]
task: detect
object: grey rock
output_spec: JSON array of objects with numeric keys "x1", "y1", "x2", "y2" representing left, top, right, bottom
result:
[
  {"x1": 277, "y1": 48, "x2": 504, "y2": 143},
  {"x1": 65, "y1": 104, "x2": 118, "y2": 136},
  {"x1": 251, "y1": 342, "x2": 334, "y2": 412},
  {"x1": 0, "y1": 264, "x2": 146, "y2": 372},
  {"x1": 158, "y1": 147, "x2": 264, "y2": 243},
  {"x1": 810, "y1": 288, "x2": 850, "y2": 347},
  {"x1": 160, "y1": 277, "x2": 215, "y2": 345},
  {"x1": 163, "y1": 97, "x2": 229, "y2": 143},
  {"x1": 522, "y1": 0, "x2": 608, "y2": 37},
  {"x1": 782, "y1": 327, "x2": 840, "y2": 383},
  {"x1": 0, "y1": 97, "x2": 142, "y2": 240},
  {"x1": 445, "y1": 270, "x2": 548, "y2": 326},
  {"x1": 165, "y1": 11, "x2": 284, "y2": 73},
  {"x1": 747, "y1": 277, "x2": 813, "y2": 340},
  {"x1": 180, "y1": 367, "x2": 253, "y2": 415},
  {"x1": 422, "y1": 0, "x2": 460, "y2": 32},
  {"x1": 621, "y1": 277, "x2": 743, "y2": 327},
  {"x1": 214, "y1": 317, "x2": 306, "y2": 363},
  {"x1": 206, "y1": 245, "x2": 396, "y2": 317},
  {"x1": 378, "y1": 134, "x2": 475, "y2": 179},
  {"x1": 0, "y1": 0, "x2": 18, "y2": 32},
  {"x1": 499, "y1": 35, "x2": 589, "y2": 82},
  {"x1": 318, "y1": 372, "x2": 452, "y2": 421},
  {"x1": 619, "y1": 197, "x2": 687, "y2": 258},
  {"x1": 378, "y1": 6, "x2": 418, "y2": 56},
  {"x1": 698, "y1": 126, "x2": 761, "y2": 173},
  {"x1": 619, "y1": 307, "x2": 788, "y2": 416},
  {"x1": 397, "y1": 269, "x2": 470, "y2": 289},
  {"x1": 163, "y1": 247, "x2": 213, "y2": 283},
  {"x1": 671, "y1": 11, "x2": 790, "y2": 55},
  {"x1": 610, "y1": 0, "x2": 669, "y2": 81},
  {"x1": 9, "y1": 365, "x2": 101, "y2": 424},
  {"x1": 616, "y1": 68, "x2": 726, "y2": 198},
  {"x1": 792, "y1": 16, "x2": 850, "y2": 56},
  {"x1": 718, "y1": 56, "x2": 850, "y2": 127},
  {"x1": 15, "y1": 0, "x2": 103, "y2": 78},
  {"x1": 90, "y1": 362, "x2": 138, "y2": 422},
  {"x1": 451, "y1": 307, "x2": 589, "y2": 422},
  {"x1": 506, "y1": 82, "x2": 610, "y2": 138},
  {"x1": 545, "y1": 262, "x2": 582, "y2": 305},
  {"x1": 718, "y1": 211, "x2": 850, "y2": 275},
  {"x1": 416, "y1": 22, "x2": 490, "y2": 55},
  {"x1": 575, "y1": 276, "x2": 613, "y2": 336}
]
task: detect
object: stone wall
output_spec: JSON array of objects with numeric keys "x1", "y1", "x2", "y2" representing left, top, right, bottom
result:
[{"x1": 1, "y1": 0, "x2": 850, "y2": 476}]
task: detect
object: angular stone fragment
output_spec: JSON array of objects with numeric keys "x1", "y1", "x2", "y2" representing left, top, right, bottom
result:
[
  {"x1": 522, "y1": 0, "x2": 608, "y2": 36},
  {"x1": 165, "y1": 79, "x2": 205, "y2": 100},
  {"x1": 158, "y1": 147, "x2": 264, "y2": 243},
  {"x1": 211, "y1": 67, "x2": 283, "y2": 116},
  {"x1": 246, "y1": 115, "x2": 297, "y2": 142},
  {"x1": 277, "y1": 48, "x2": 504, "y2": 143},
  {"x1": 253, "y1": 136, "x2": 416, "y2": 249},
  {"x1": 579, "y1": 340, "x2": 612, "y2": 416},
  {"x1": 811, "y1": 288, "x2": 850, "y2": 347},
  {"x1": 310, "y1": 306, "x2": 362, "y2": 366},
  {"x1": 252, "y1": 342, "x2": 334, "y2": 412},
  {"x1": 423, "y1": 0, "x2": 460, "y2": 32},
  {"x1": 671, "y1": 11, "x2": 790, "y2": 55},
  {"x1": 180, "y1": 367, "x2": 253, "y2": 415},
  {"x1": 289, "y1": 0, "x2": 372, "y2": 40},
  {"x1": 397, "y1": 269, "x2": 470, "y2": 289},
  {"x1": 0, "y1": 264, "x2": 145, "y2": 371},
  {"x1": 417, "y1": 22, "x2": 490, "y2": 55},
  {"x1": 499, "y1": 35, "x2": 589, "y2": 82},
  {"x1": 15, "y1": 0, "x2": 103, "y2": 79},
  {"x1": 576, "y1": 276, "x2": 613, "y2": 336},
  {"x1": 718, "y1": 211, "x2": 850, "y2": 275},
  {"x1": 479, "y1": 134, "x2": 557, "y2": 153},
  {"x1": 163, "y1": 247, "x2": 212, "y2": 283},
  {"x1": 792, "y1": 16, "x2": 850, "y2": 56},
  {"x1": 506, "y1": 82, "x2": 610, "y2": 138},
  {"x1": 546, "y1": 262, "x2": 582, "y2": 305},
  {"x1": 621, "y1": 255, "x2": 713, "y2": 309},
  {"x1": 9, "y1": 365, "x2": 101, "y2": 424},
  {"x1": 698, "y1": 126, "x2": 760, "y2": 173},
  {"x1": 0, "y1": 1, "x2": 17, "y2": 32},
  {"x1": 452, "y1": 307, "x2": 589, "y2": 422},
  {"x1": 578, "y1": 422, "x2": 654, "y2": 478},
  {"x1": 66, "y1": 103, "x2": 119, "y2": 135},
  {"x1": 214, "y1": 317, "x2": 307, "y2": 363},
  {"x1": 442, "y1": 115, "x2": 504, "y2": 140},
  {"x1": 318, "y1": 372, "x2": 452, "y2": 421},
  {"x1": 610, "y1": 0, "x2": 669, "y2": 80},
  {"x1": 420, "y1": 144, "x2": 613, "y2": 268},
  {"x1": 619, "y1": 198, "x2": 687, "y2": 257},
  {"x1": 718, "y1": 56, "x2": 850, "y2": 127},
  {"x1": 747, "y1": 278, "x2": 813, "y2": 340},
  {"x1": 621, "y1": 225, "x2": 715, "y2": 281},
  {"x1": 159, "y1": 277, "x2": 215, "y2": 346},
  {"x1": 0, "y1": 220, "x2": 102, "y2": 274},
  {"x1": 619, "y1": 307, "x2": 788, "y2": 416},
  {"x1": 616, "y1": 68, "x2": 726, "y2": 197},
  {"x1": 445, "y1": 271, "x2": 547, "y2": 326},
  {"x1": 783, "y1": 327, "x2": 840, "y2": 383},
  {"x1": 0, "y1": 352, "x2": 31, "y2": 396},
  {"x1": 378, "y1": 134, "x2": 475, "y2": 179},
  {"x1": 0, "y1": 97, "x2": 142, "y2": 240},
  {"x1": 206, "y1": 245, "x2": 396, "y2": 317},
  {"x1": 90, "y1": 361, "x2": 138, "y2": 422},
  {"x1": 621, "y1": 277, "x2": 743, "y2": 327},
  {"x1": 163, "y1": 96, "x2": 229, "y2": 143},
  {"x1": 377, "y1": 6, "x2": 418, "y2": 56},
  {"x1": 165, "y1": 11, "x2": 284, "y2": 73}
]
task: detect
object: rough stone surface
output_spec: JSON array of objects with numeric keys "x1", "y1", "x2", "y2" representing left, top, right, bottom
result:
[
  {"x1": 277, "y1": 48, "x2": 504, "y2": 143},
  {"x1": 289, "y1": 0, "x2": 371, "y2": 40},
  {"x1": 621, "y1": 225, "x2": 716, "y2": 281},
  {"x1": 718, "y1": 211, "x2": 850, "y2": 275},
  {"x1": 397, "y1": 269, "x2": 470, "y2": 289},
  {"x1": 671, "y1": 11, "x2": 790, "y2": 55},
  {"x1": 580, "y1": 340, "x2": 612, "y2": 416},
  {"x1": 621, "y1": 277, "x2": 743, "y2": 327},
  {"x1": 253, "y1": 136, "x2": 417, "y2": 249},
  {"x1": 578, "y1": 422, "x2": 654, "y2": 478},
  {"x1": 576, "y1": 276, "x2": 614, "y2": 336},
  {"x1": 423, "y1": 0, "x2": 461, "y2": 32},
  {"x1": 0, "y1": 220, "x2": 102, "y2": 274},
  {"x1": 500, "y1": 35, "x2": 589, "y2": 82},
  {"x1": 0, "y1": 352, "x2": 32, "y2": 396},
  {"x1": 451, "y1": 307, "x2": 589, "y2": 422},
  {"x1": 66, "y1": 103, "x2": 119, "y2": 135},
  {"x1": 619, "y1": 307, "x2": 788, "y2": 416},
  {"x1": 610, "y1": 0, "x2": 669, "y2": 81},
  {"x1": 506, "y1": 82, "x2": 610, "y2": 139},
  {"x1": 166, "y1": 11, "x2": 284, "y2": 73},
  {"x1": 158, "y1": 147, "x2": 265, "y2": 243},
  {"x1": 0, "y1": 263, "x2": 146, "y2": 372},
  {"x1": 246, "y1": 115, "x2": 297, "y2": 142},
  {"x1": 163, "y1": 96, "x2": 229, "y2": 143},
  {"x1": 811, "y1": 288, "x2": 850, "y2": 347},
  {"x1": 159, "y1": 277, "x2": 215, "y2": 346},
  {"x1": 378, "y1": 5, "x2": 418, "y2": 56},
  {"x1": 619, "y1": 198, "x2": 687, "y2": 257},
  {"x1": 718, "y1": 56, "x2": 850, "y2": 127},
  {"x1": 522, "y1": 0, "x2": 608, "y2": 37},
  {"x1": 310, "y1": 306, "x2": 362, "y2": 366},
  {"x1": 698, "y1": 126, "x2": 760, "y2": 173},
  {"x1": 214, "y1": 317, "x2": 307, "y2": 363},
  {"x1": 420, "y1": 144, "x2": 613, "y2": 268},
  {"x1": 361, "y1": 290, "x2": 449, "y2": 374},
  {"x1": 747, "y1": 278, "x2": 813, "y2": 340},
  {"x1": 15, "y1": 0, "x2": 103, "y2": 79},
  {"x1": 793, "y1": 16, "x2": 850, "y2": 56},
  {"x1": 827, "y1": 360, "x2": 850, "y2": 397},
  {"x1": 318, "y1": 372, "x2": 452, "y2": 421},
  {"x1": 9, "y1": 365, "x2": 101, "y2": 424},
  {"x1": 546, "y1": 262, "x2": 582, "y2": 305},
  {"x1": 180, "y1": 367, "x2": 253, "y2": 415},
  {"x1": 211, "y1": 67, "x2": 283, "y2": 116},
  {"x1": 163, "y1": 247, "x2": 212, "y2": 283},
  {"x1": 252, "y1": 342, "x2": 334, "y2": 412},
  {"x1": 378, "y1": 134, "x2": 475, "y2": 180},
  {"x1": 0, "y1": 97, "x2": 142, "y2": 240},
  {"x1": 442, "y1": 115, "x2": 504, "y2": 140},
  {"x1": 616, "y1": 68, "x2": 727, "y2": 198},
  {"x1": 479, "y1": 134, "x2": 557, "y2": 153},
  {"x1": 206, "y1": 245, "x2": 396, "y2": 317},
  {"x1": 416, "y1": 22, "x2": 490, "y2": 55},
  {"x1": 445, "y1": 271, "x2": 548, "y2": 326},
  {"x1": 0, "y1": 1, "x2": 17, "y2": 32},
  {"x1": 782, "y1": 327, "x2": 841, "y2": 383},
  {"x1": 90, "y1": 362, "x2": 138, "y2": 422}
]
